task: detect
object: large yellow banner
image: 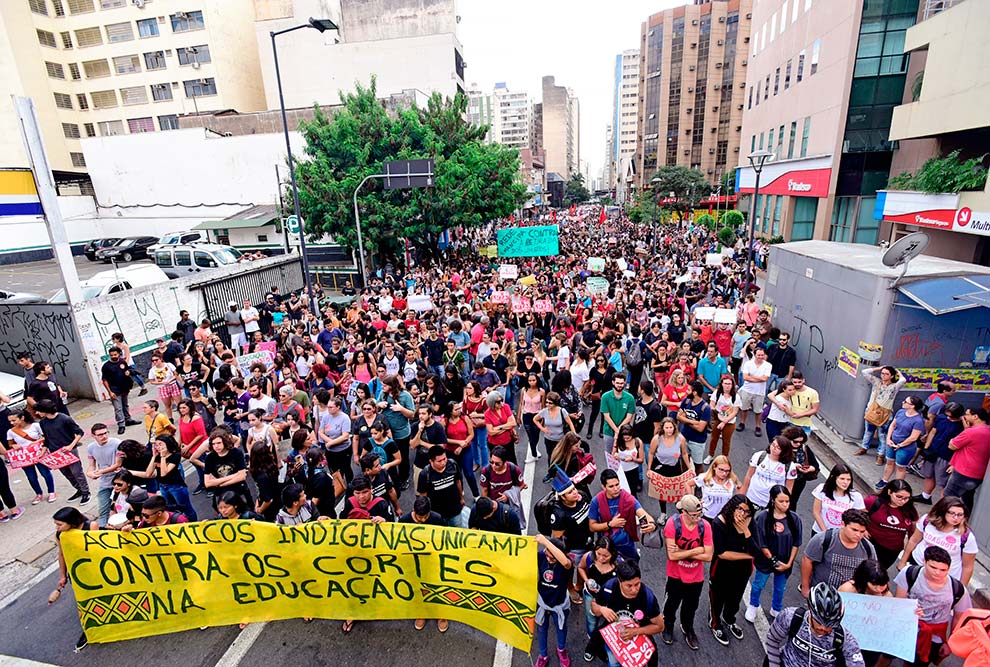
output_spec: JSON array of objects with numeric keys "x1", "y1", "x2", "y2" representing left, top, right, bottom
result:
[{"x1": 62, "y1": 520, "x2": 537, "y2": 650}]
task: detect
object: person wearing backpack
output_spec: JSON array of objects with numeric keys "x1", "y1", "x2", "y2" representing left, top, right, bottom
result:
[
  {"x1": 585, "y1": 560, "x2": 663, "y2": 667},
  {"x1": 468, "y1": 496, "x2": 522, "y2": 535},
  {"x1": 748, "y1": 485, "x2": 803, "y2": 623},
  {"x1": 894, "y1": 546, "x2": 972, "y2": 667},
  {"x1": 801, "y1": 509, "x2": 877, "y2": 592},
  {"x1": 660, "y1": 494, "x2": 713, "y2": 651},
  {"x1": 764, "y1": 582, "x2": 866, "y2": 667},
  {"x1": 624, "y1": 325, "x2": 647, "y2": 391}
]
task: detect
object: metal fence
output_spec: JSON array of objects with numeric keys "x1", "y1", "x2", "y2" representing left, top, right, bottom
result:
[{"x1": 923, "y1": 0, "x2": 965, "y2": 20}]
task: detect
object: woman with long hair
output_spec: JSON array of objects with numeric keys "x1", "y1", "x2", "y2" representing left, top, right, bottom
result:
[
  {"x1": 551, "y1": 369, "x2": 585, "y2": 436},
  {"x1": 535, "y1": 391, "x2": 577, "y2": 462},
  {"x1": 708, "y1": 374, "x2": 741, "y2": 460},
  {"x1": 52, "y1": 506, "x2": 98, "y2": 649},
  {"x1": 763, "y1": 380, "x2": 796, "y2": 443},
  {"x1": 549, "y1": 432, "x2": 590, "y2": 488},
  {"x1": 709, "y1": 494, "x2": 755, "y2": 646},
  {"x1": 611, "y1": 424, "x2": 644, "y2": 497},
  {"x1": 747, "y1": 485, "x2": 802, "y2": 621},
  {"x1": 249, "y1": 440, "x2": 281, "y2": 521},
  {"x1": 661, "y1": 369, "x2": 690, "y2": 419},
  {"x1": 864, "y1": 478, "x2": 918, "y2": 569},
  {"x1": 811, "y1": 463, "x2": 865, "y2": 534},
  {"x1": 838, "y1": 559, "x2": 891, "y2": 667},
  {"x1": 463, "y1": 380, "x2": 488, "y2": 471},
  {"x1": 647, "y1": 417, "x2": 690, "y2": 520},
  {"x1": 348, "y1": 349, "x2": 376, "y2": 385},
  {"x1": 518, "y1": 373, "x2": 546, "y2": 464},
  {"x1": 444, "y1": 401, "x2": 479, "y2": 498},
  {"x1": 176, "y1": 398, "x2": 208, "y2": 494},
  {"x1": 693, "y1": 455, "x2": 742, "y2": 521},
  {"x1": 6, "y1": 408, "x2": 55, "y2": 504},
  {"x1": 740, "y1": 435, "x2": 796, "y2": 508},
  {"x1": 857, "y1": 365, "x2": 907, "y2": 464},
  {"x1": 146, "y1": 434, "x2": 197, "y2": 521},
  {"x1": 898, "y1": 495, "x2": 979, "y2": 585},
  {"x1": 781, "y1": 425, "x2": 818, "y2": 505},
  {"x1": 576, "y1": 535, "x2": 620, "y2": 638}
]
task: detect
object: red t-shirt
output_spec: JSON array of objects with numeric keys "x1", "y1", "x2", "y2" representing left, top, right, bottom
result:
[
  {"x1": 713, "y1": 328, "x2": 733, "y2": 357},
  {"x1": 663, "y1": 383, "x2": 691, "y2": 413},
  {"x1": 485, "y1": 404, "x2": 514, "y2": 446},
  {"x1": 950, "y1": 424, "x2": 990, "y2": 479},
  {"x1": 663, "y1": 517, "x2": 713, "y2": 584},
  {"x1": 444, "y1": 417, "x2": 470, "y2": 453},
  {"x1": 179, "y1": 417, "x2": 206, "y2": 453}
]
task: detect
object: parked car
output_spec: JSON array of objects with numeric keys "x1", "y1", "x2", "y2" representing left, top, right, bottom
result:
[
  {"x1": 148, "y1": 230, "x2": 208, "y2": 253},
  {"x1": 83, "y1": 238, "x2": 120, "y2": 262},
  {"x1": 0, "y1": 288, "x2": 46, "y2": 304},
  {"x1": 0, "y1": 370, "x2": 27, "y2": 410},
  {"x1": 48, "y1": 264, "x2": 170, "y2": 303},
  {"x1": 154, "y1": 243, "x2": 243, "y2": 279},
  {"x1": 96, "y1": 236, "x2": 158, "y2": 263}
]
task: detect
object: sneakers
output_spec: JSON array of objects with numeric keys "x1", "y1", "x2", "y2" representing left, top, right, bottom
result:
[
  {"x1": 661, "y1": 627, "x2": 674, "y2": 645},
  {"x1": 67, "y1": 490, "x2": 82, "y2": 502},
  {"x1": 118, "y1": 426, "x2": 126, "y2": 435},
  {"x1": 744, "y1": 605, "x2": 758, "y2": 623},
  {"x1": 769, "y1": 608, "x2": 780, "y2": 619},
  {"x1": 681, "y1": 625, "x2": 699, "y2": 650},
  {"x1": 874, "y1": 479, "x2": 887, "y2": 491},
  {"x1": 753, "y1": 426, "x2": 762, "y2": 437},
  {"x1": 32, "y1": 495, "x2": 42, "y2": 505},
  {"x1": 908, "y1": 462, "x2": 924, "y2": 477},
  {"x1": 75, "y1": 633, "x2": 88, "y2": 652},
  {"x1": 876, "y1": 454, "x2": 886, "y2": 466},
  {"x1": 912, "y1": 494, "x2": 932, "y2": 505},
  {"x1": 703, "y1": 455, "x2": 713, "y2": 466},
  {"x1": 192, "y1": 486, "x2": 205, "y2": 496},
  {"x1": 48, "y1": 492, "x2": 57, "y2": 503},
  {"x1": 138, "y1": 387, "x2": 149, "y2": 396},
  {"x1": 125, "y1": 419, "x2": 141, "y2": 426},
  {"x1": 80, "y1": 495, "x2": 91, "y2": 504},
  {"x1": 711, "y1": 625, "x2": 729, "y2": 646},
  {"x1": 852, "y1": 448, "x2": 867, "y2": 456},
  {"x1": 534, "y1": 656, "x2": 549, "y2": 667},
  {"x1": 726, "y1": 622, "x2": 744, "y2": 640},
  {"x1": 736, "y1": 423, "x2": 745, "y2": 432},
  {"x1": 583, "y1": 652, "x2": 594, "y2": 663},
  {"x1": 557, "y1": 648, "x2": 571, "y2": 667},
  {"x1": 525, "y1": 453, "x2": 540, "y2": 463}
]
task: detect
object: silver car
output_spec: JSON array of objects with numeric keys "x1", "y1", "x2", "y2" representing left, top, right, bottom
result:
[
  {"x1": 0, "y1": 370, "x2": 27, "y2": 410},
  {"x1": 0, "y1": 288, "x2": 46, "y2": 304}
]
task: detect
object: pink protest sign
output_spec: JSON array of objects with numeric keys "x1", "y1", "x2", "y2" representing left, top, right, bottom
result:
[
  {"x1": 511, "y1": 296, "x2": 531, "y2": 313},
  {"x1": 491, "y1": 290, "x2": 511, "y2": 304},
  {"x1": 257, "y1": 341, "x2": 277, "y2": 356},
  {"x1": 533, "y1": 299, "x2": 552, "y2": 313},
  {"x1": 7, "y1": 442, "x2": 45, "y2": 469},
  {"x1": 37, "y1": 448, "x2": 80, "y2": 470},
  {"x1": 600, "y1": 620, "x2": 655, "y2": 667}
]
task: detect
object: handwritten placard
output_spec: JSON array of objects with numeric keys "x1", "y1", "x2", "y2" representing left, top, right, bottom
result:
[
  {"x1": 256, "y1": 341, "x2": 277, "y2": 356},
  {"x1": 7, "y1": 442, "x2": 45, "y2": 469},
  {"x1": 714, "y1": 308, "x2": 737, "y2": 325},
  {"x1": 705, "y1": 253, "x2": 724, "y2": 266},
  {"x1": 496, "y1": 225, "x2": 559, "y2": 258},
  {"x1": 587, "y1": 277, "x2": 610, "y2": 295},
  {"x1": 588, "y1": 257, "x2": 606, "y2": 272},
  {"x1": 499, "y1": 264, "x2": 518, "y2": 280},
  {"x1": 408, "y1": 294, "x2": 435, "y2": 312},
  {"x1": 236, "y1": 350, "x2": 275, "y2": 377},
  {"x1": 694, "y1": 307, "x2": 716, "y2": 322},
  {"x1": 510, "y1": 296, "x2": 531, "y2": 313},
  {"x1": 37, "y1": 448, "x2": 80, "y2": 470},
  {"x1": 600, "y1": 620, "x2": 655, "y2": 667},
  {"x1": 533, "y1": 299, "x2": 552, "y2": 314},
  {"x1": 491, "y1": 290, "x2": 511, "y2": 305},
  {"x1": 838, "y1": 592, "x2": 919, "y2": 661},
  {"x1": 646, "y1": 470, "x2": 696, "y2": 503}
]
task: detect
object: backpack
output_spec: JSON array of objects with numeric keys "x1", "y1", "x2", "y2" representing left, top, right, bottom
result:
[
  {"x1": 905, "y1": 565, "x2": 965, "y2": 608},
  {"x1": 534, "y1": 490, "x2": 559, "y2": 537},
  {"x1": 344, "y1": 496, "x2": 384, "y2": 521},
  {"x1": 761, "y1": 608, "x2": 846, "y2": 667},
  {"x1": 922, "y1": 514, "x2": 971, "y2": 551},
  {"x1": 673, "y1": 513, "x2": 706, "y2": 543},
  {"x1": 820, "y1": 527, "x2": 876, "y2": 562},
  {"x1": 625, "y1": 338, "x2": 644, "y2": 367}
]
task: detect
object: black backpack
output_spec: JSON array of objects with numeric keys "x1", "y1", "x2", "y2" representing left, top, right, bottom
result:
[
  {"x1": 905, "y1": 565, "x2": 965, "y2": 608},
  {"x1": 534, "y1": 490, "x2": 559, "y2": 536},
  {"x1": 762, "y1": 608, "x2": 846, "y2": 667},
  {"x1": 820, "y1": 527, "x2": 876, "y2": 562}
]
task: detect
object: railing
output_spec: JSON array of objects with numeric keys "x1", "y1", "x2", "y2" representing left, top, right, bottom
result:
[{"x1": 923, "y1": 0, "x2": 965, "y2": 20}]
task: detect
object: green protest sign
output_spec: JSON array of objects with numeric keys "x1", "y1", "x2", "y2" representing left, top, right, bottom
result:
[{"x1": 496, "y1": 225, "x2": 559, "y2": 258}]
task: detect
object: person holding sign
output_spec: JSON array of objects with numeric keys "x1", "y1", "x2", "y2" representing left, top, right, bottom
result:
[
  {"x1": 764, "y1": 583, "x2": 866, "y2": 667},
  {"x1": 586, "y1": 560, "x2": 664, "y2": 667},
  {"x1": 6, "y1": 408, "x2": 55, "y2": 505},
  {"x1": 0, "y1": 438, "x2": 22, "y2": 521}
]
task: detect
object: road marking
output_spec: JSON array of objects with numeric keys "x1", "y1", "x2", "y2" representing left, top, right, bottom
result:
[
  {"x1": 213, "y1": 622, "x2": 267, "y2": 667},
  {"x1": 492, "y1": 452, "x2": 538, "y2": 667},
  {"x1": 743, "y1": 582, "x2": 772, "y2": 649},
  {"x1": 0, "y1": 562, "x2": 58, "y2": 615},
  {"x1": 0, "y1": 655, "x2": 62, "y2": 667}
]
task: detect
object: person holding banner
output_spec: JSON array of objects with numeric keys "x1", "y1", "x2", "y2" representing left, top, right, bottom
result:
[
  {"x1": 586, "y1": 560, "x2": 663, "y2": 667},
  {"x1": 0, "y1": 438, "x2": 22, "y2": 521},
  {"x1": 647, "y1": 417, "x2": 691, "y2": 521},
  {"x1": 6, "y1": 408, "x2": 56, "y2": 505},
  {"x1": 534, "y1": 533, "x2": 574, "y2": 667}
]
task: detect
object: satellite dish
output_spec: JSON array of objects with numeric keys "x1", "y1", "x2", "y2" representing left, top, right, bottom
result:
[{"x1": 882, "y1": 231, "x2": 929, "y2": 286}]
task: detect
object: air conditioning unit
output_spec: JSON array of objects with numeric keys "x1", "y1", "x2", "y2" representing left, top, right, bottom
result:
[
  {"x1": 685, "y1": 129, "x2": 692, "y2": 135},
  {"x1": 711, "y1": 127, "x2": 718, "y2": 133},
  {"x1": 712, "y1": 106, "x2": 719, "y2": 111},
  {"x1": 717, "y1": 40, "x2": 724, "y2": 46},
  {"x1": 690, "y1": 42, "x2": 697, "y2": 49},
  {"x1": 739, "y1": 82, "x2": 746, "y2": 88},
  {"x1": 692, "y1": 19, "x2": 698, "y2": 25},
  {"x1": 735, "y1": 126, "x2": 742, "y2": 131},
  {"x1": 171, "y1": 82, "x2": 179, "y2": 87},
  {"x1": 709, "y1": 148, "x2": 716, "y2": 154},
  {"x1": 744, "y1": 37, "x2": 750, "y2": 43},
  {"x1": 719, "y1": 16, "x2": 726, "y2": 23},
  {"x1": 157, "y1": 16, "x2": 165, "y2": 23},
  {"x1": 746, "y1": 12, "x2": 752, "y2": 19},
  {"x1": 707, "y1": 169, "x2": 715, "y2": 174},
  {"x1": 165, "y1": 49, "x2": 172, "y2": 56},
  {"x1": 689, "y1": 65, "x2": 696, "y2": 71},
  {"x1": 734, "y1": 147, "x2": 740, "y2": 152},
  {"x1": 713, "y1": 84, "x2": 721, "y2": 90},
  {"x1": 175, "y1": 11, "x2": 188, "y2": 19},
  {"x1": 737, "y1": 104, "x2": 744, "y2": 110},
  {"x1": 688, "y1": 87, "x2": 694, "y2": 92},
  {"x1": 133, "y1": 0, "x2": 146, "y2": 7},
  {"x1": 686, "y1": 108, "x2": 693, "y2": 113}
]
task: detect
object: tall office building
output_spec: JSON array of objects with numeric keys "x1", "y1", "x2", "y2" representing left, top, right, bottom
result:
[
  {"x1": 491, "y1": 83, "x2": 530, "y2": 150},
  {"x1": 603, "y1": 124, "x2": 614, "y2": 189},
  {"x1": 736, "y1": 0, "x2": 921, "y2": 245},
  {"x1": 611, "y1": 49, "x2": 639, "y2": 202},
  {"x1": 466, "y1": 83, "x2": 493, "y2": 143},
  {"x1": 542, "y1": 75, "x2": 580, "y2": 178},
  {"x1": 530, "y1": 102, "x2": 543, "y2": 153},
  {"x1": 635, "y1": 0, "x2": 753, "y2": 189},
  {"x1": 0, "y1": 0, "x2": 265, "y2": 187}
]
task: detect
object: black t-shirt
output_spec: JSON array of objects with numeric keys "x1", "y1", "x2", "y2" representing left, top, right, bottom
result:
[
  {"x1": 633, "y1": 398, "x2": 665, "y2": 443},
  {"x1": 216, "y1": 388, "x2": 239, "y2": 423},
  {"x1": 538, "y1": 554, "x2": 571, "y2": 607},
  {"x1": 157, "y1": 451, "x2": 186, "y2": 486},
  {"x1": 351, "y1": 415, "x2": 387, "y2": 453},
  {"x1": 324, "y1": 349, "x2": 347, "y2": 374},
  {"x1": 366, "y1": 470, "x2": 394, "y2": 500},
  {"x1": 398, "y1": 511, "x2": 445, "y2": 526},
  {"x1": 205, "y1": 448, "x2": 251, "y2": 500},
  {"x1": 176, "y1": 362, "x2": 202, "y2": 387},
  {"x1": 594, "y1": 577, "x2": 661, "y2": 628},
  {"x1": 101, "y1": 360, "x2": 133, "y2": 394},
  {"x1": 416, "y1": 460, "x2": 462, "y2": 519},
  {"x1": 28, "y1": 378, "x2": 61, "y2": 409},
  {"x1": 483, "y1": 354, "x2": 510, "y2": 383},
  {"x1": 306, "y1": 469, "x2": 337, "y2": 519},
  {"x1": 253, "y1": 468, "x2": 280, "y2": 521},
  {"x1": 549, "y1": 494, "x2": 592, "y2": 552},
  {"x1": 410, "y1": 420, "x2": 448, "y2": 468},
  {"x1": 767, "y1": 344, "x2": 797, "y2": 377},
  {"x1": 668, "y1": 324, "x2": 687, "y2": 345},
  {"x1": 469, "y1": 501, "x2": 522, "y2": 534}
]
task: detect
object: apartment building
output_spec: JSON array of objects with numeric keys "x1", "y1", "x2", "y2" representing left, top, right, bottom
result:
[
  {"x1": 542, "y1": 75, "x2": 580, "y2": 178},
  {"x1": 634, "y1": 0, "x2": 753, "y2": 189},
  {"x1": 491, "y1": 83, "x2": 531, "y2": 150},
  {"x1": 737, "y1": 0, "x2": 920, "y2": 245},
  {"x1": 530, "y1": 102, "x2": 543, "y2": 154},
  {"x1": 466, "y1": 83, "x2": 493, "y2": 143},
  {"x1": 611, "y1": 49, "x2": 639, "y2": 202},
  {"x1": 1, "y1": 0, "x2": 265, "y2": 186}
]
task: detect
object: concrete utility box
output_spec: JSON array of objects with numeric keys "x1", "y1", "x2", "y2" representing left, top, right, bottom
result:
[{"x1": 764, "y1": 241, "x2": 990, "y2": 440}]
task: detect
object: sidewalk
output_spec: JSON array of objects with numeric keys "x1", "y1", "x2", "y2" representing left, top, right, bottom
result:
[
  {"x1": 0, "y1": 393, "x2": 132, "y2": 602},
  {"x1": 809, "y1": 415, "x2": 990, "y2": 607}
]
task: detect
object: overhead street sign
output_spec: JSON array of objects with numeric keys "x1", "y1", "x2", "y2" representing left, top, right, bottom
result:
[{"x1": 383, "y1": 159, "x2": 434, "y2": 189}]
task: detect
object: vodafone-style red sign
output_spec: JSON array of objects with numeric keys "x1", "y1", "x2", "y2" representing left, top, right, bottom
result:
[{"x1": 736, "y1": 168, "x2": 832, "y2": 198}]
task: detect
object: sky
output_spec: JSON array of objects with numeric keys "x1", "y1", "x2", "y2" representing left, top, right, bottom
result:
[{"x1": 458, "y1": 0, "x2": 684, "y2": 182}]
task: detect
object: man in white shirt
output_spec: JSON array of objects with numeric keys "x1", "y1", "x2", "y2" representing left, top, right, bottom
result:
[
  {"x1": 738, "y1": 346, "x2": 771, "y2": 437},
  {"x1": 570, "y1": 349, "x2": 591, "y2": 394},
  {"x1": 240, "y1": 298, "x2": 261, "y2": 337},
  {"x1": 247, "y1": 381, "x2": 276, "y2": 421}
]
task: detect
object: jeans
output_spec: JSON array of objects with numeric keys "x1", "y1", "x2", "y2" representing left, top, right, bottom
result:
[
  {"x1": 22, "y1": 463, "x2": 55, "y2": 495},
  {"x1": 110, "y1": 392, "x2": 131, "y2": 429},
  {"x1": 536, "y1": 607, "x2": 569, "y2": 656},
  {"x1": 583, "y1": 589, "x2": 597, "y2": 637},
  {"x1": 765, "y1": 419, "x2": 787, "y2": 444},
  {"x1": 96, "y1": 486, "x2": 114, "y2": 527},
  {"x1": 749, "y1": 569, "x2": 789, "y2": 613},
  {"x1": 160, "y1": 482, "x2": 198, "y2": 521},
  {"x1": 944, "y1": 472, "x2": 982, "y2": 511},
  {"x1": 394, "y1": 435, "x2": 411, "y2": 487},
  {"x1": 522, "y1": 413, "x2": 541, "y2": 457},
  {"x1": 452, "y1": 447, "x2": 480, "y2": 498},
  {"x1": 473, "y1": 428, "x2": 489, "y2": 468},
  {"x1": 444, "y1": 515, "x2": 460, "y2": 528},
  {"x1": 663, "y1": 578, "x2": 702, "y2": 631},
  {"x1": 128, "y1": 364, "x2": 145, "y2": 388},
  {"x1": 860, "y1": 418, "x2": 891, "y2": 451}
]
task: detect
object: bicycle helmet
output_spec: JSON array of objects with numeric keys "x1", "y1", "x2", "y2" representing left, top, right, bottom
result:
[{"x1": 807, "y1": 582, "x2": 844, "y2": 628}]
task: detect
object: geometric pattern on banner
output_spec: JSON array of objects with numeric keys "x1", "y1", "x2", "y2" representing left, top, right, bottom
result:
[
  {"x1": 77, "y1": 591, "x2": 152, "y2": 630},
  {"x1": 420, "y1": 582, "x2": 535, "y2": 635}
]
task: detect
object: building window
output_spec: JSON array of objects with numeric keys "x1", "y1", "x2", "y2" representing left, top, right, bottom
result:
[
  {"x1": 772, "y1": 195, "x2": 783, "y2": 236},
  {"x1": 137, "y1": 18, "x2": 159, "y2": 38},
  {"x1": 82, "y1": 58, "x2": 110, "y2": 78},
  {"x1": 74, "y1": 27, "x2": 103, "y2": 47},
  {"x1": 774, "y1": 67, "x2": 780, "y2": 95},
  {"x1": 764, "y1": 75, "x2": 770, "y2": 100},
  {"x1": 100, "y1": 0, "x2": 127, "y2": 8},
  {"x1": 784, "y1": 60, "x2": 792, "y2": 89},
  {"x1": 747, "y1": 86, "x2": 753, "y2": 110},
  {"x1": 151, "y1": 83, "x2": 172, "y2": 101},
  {"x1": 800, "y1": 116, "x2": 811, "y2": 156},
  {"x1": 158, "y1": 114, "x2": 179, "y2": 131},
  {"x1": 97, "y1": 120, "x2": 123, "y2": 136},
  {"x1": 177, "y1": 45, "x2": 210, "y2": 65},
  {"x1": 853, "y1": 197, "x2": 879, "y2": 244},
  {"x1": 68, "y1": 63, "x2": 81, "y2": 79},
  {"x1": 127, "y1": 117, "x2": 154, "y2": 133},
  {"x1": 45, "y1": 62, "x2": 66, "y2": 79},
  {"x1": 52, "y1": 0, "x2": 65, "y2": 16},
  {"x1": 791, "y1": 198, "x2": 817, "y2": 240},
  {"x1": 90, "y1": 89, "x2": 117, "y2": 108},
  {"x1": 112, "y1": 54, "x2": 141, "y2": 75},
  {"x1": 76, "y1": 93, "x2": 89, "y2": 110},
  {"x1": 257, "y1": 235, "x2": 269, "y2": 243},
  {"x1": 797, "y1": 51, "x2": 805, "y2": 82},
  {"x1": 84, "y1": 122, "x2": 96, "y2": 137},
  {"x1": 751, "y1": 135, "x2": 756, "y2": 152},
  {"x1": 105, "y1": 21, "x2": 134, "y2": 43},
  {"x1": 53, "y1": 92, "x2": 73, "y2": 109},
  {"x1": 754, "y1": 80, "x2": 760, "y2": 106},
  {"x1": 770, "y1": 12, "x2": 777, "y2": 42},
  {"x1": 787, "y1": 121, "x2": 797, "y2": 159},
  {"x1": 183, "y1": 77, "x2": 216, "y2": 97},
  {"x1": 830, "y1": 197, "x2": 854, "y2": 242},
  {"x1": 781, "y1": 1, "x2": 788, "y2": 32},
  {"x1": 170, "y1": 10, "x2": 204, "y2": 33},
  {"x1": 29, "y1": 0, "x2": 48, "y2": 16},
  {"x1": 62, "y1": 122, "x2": 80, "y2": 139},
  {"x1": 120, "y1": 85, "x2": 148, "y2": 105},
  {"x1": 759, "y1": 132, "x2": 765, "y2": 149},
  {"x1": 67, "y1": 0, "x2": 94, "y2": 13},
  {"x1": 768, "y1": 129, "x2": 775, "y2": 153},
  {"x1": 37, "y1": 30, "x2": 58, "y2": 48},
  {"x1": 59, "y1": 31, "x2": 73, "y2": 49},
  {"x1": 811, "y1": 39, "x2": 820, "y2": 75},
  {"x1": 144, "y1": 51, "x2": 165, "y2": 70},
  {"x1": 777, "y1": 124, "x2": 785, "y2": 156},
  {"x1": 70, "y1": 152, "x2": 86, "y2": 168}
]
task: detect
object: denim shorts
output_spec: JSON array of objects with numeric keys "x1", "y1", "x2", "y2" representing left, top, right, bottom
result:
[{"x1": 884, "y1": 443, "x2": 917, "y2": 467}]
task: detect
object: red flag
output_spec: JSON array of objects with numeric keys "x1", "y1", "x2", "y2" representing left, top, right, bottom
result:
[
  {"x1": 552, "y1": 209, "x2": 557, "y2": 222},
  {"x1": 509, "y1": 213, "x2": 515, "y2": 223},
  {"x1": 569, "y1": 204, "x2": 576, "y2": 216},
  {"x1": 599, "y1": 207, "x2": 606, "y2": 224}
]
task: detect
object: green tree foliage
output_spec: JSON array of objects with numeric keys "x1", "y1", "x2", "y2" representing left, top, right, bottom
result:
[
  {"x1": 886, "y1": 150, "x2": 988, "y2": 194},
  {"x1": 293, "y1": 79, "x2": 528, "y2": 264},
  {"x1": 717, "y1": 226, "x2": 737, "y2": 247},
  {"x1": 625, "y1": 191, "x2": 653, "y2": 224},
  {"x1": 564, "y1": 174, "x2": 591, "y2": 204},
  {"x1": 649, "y1": 166, "x2": 711, "y2": 221},
  {"x1": 696, "y1": 213, "x2": 716, "y2": 230},
  {"x1": 722, "y1": 210, "x2": 745, "y2": 229}
]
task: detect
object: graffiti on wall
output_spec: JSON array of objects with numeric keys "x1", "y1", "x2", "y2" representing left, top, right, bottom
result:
[{"x1": 0, "y1": 305, "x2": 78, "y2": 376}]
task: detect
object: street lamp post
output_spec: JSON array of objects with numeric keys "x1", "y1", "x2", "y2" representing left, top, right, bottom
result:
[
  {"x1": 271, "y1": 17, "x2": 338, "y2": 313},
  {"x1": 744, "y1": 149, "x2": 774, "y2": 298}
]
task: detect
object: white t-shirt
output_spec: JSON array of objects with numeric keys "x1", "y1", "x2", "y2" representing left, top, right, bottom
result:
[
  {"x1": 692, "y1": 477, "x2": 737, "y2": 519},
  {"x1": 740, "y1": 358, "x2": 771, "y2": 395},
  {"x1": 811, "y1": 485, "x2": 866, "y2": 533},
  {"x1": 711, "y1": 392, "x2": 742, "y2": 425},
  {"x1": 570, "y1": 361, "x2": 590, "y2": 393},
  {"x1": 556, "y1": 345, "x2": 571, "y2": 371},
  {"x1": 241, "y1": 307, "x2": 260, "y2": 333},
  {"x1": 746, "y1": 451, "x2": 798, "y2": 507},
  {"x1": 766, "y1": 392, "x2": 792, "y2": 423},
  {"x1": 148, "y1": 362, "x2": 178, "y2": 385},
  {"x1": 8, "y1": 421, "x2": 43, "y2": 446},
  {"x1": 911, "y1": 513, "x2": 980, "y2": 580}
]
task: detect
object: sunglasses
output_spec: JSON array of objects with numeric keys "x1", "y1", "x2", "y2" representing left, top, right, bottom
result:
[{"x1": 140, "y1": 511, "x2": 160, "y2": 519}]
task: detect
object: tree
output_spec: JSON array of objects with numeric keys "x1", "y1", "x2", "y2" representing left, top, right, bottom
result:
[
  {"x1": 564, "y1": 174, "x2": 591, "y2": 204},
  {"x1": 292, "y1": 78, "x2": 528, "y2": 266},
  {"x1": 649, "y1": 166, "x2": 711, "y2": 223},
  {"x1": 696, "y1": 213, "x2": 716, "y2": 231},
  {"x1": 718, "y1": 226, "x2": 737, "y2": 247},
  {"x1": 722, "y1": 209, "x2": 744, "y2": 229}
]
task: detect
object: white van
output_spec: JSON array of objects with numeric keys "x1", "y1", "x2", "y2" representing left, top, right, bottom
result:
[
  {"x1": 154, "y1": 243, "x2": 243, "y2": 278},
  {"x1": 48, "y1": 264, "x2": 170, "y2": 303}
]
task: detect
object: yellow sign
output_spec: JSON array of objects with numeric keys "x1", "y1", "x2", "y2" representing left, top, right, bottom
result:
[
  {"x1": 519, "y1": 275, "x2": 537, "y2": 286},
  {"x1": 63, "y1": 520, "x2": 537, "y2": 649},
  {"x1": 837, "y1": 346, "x2": 860, "y2": 377}
]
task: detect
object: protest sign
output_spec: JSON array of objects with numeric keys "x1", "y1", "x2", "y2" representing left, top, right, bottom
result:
[
  {"x1": 236, "y1": 350, "x2": 275, "y2": 377},
  {"x1": 533, "y1": 299, "x2": 552, "y2": 313},
  {"x1": 674, "y1": 274, "x2": 692, "y2": 284},
  {"x1": 497, "y1": 225, "x2": 559, "y2": 258},
  {"x1": 623, "y1": 270, "x2": 635, "y2": 279},
  {"x1": 646, "y1": 470, "x2": 695, "y2": 503},
  {"x1": 857, "y1": 341, "x2": 883, "y2": 363},
  {"x1": 838, "y1": 592, "x2": 918, "y2": 661},
  {"x1": 38, "y1": 448, "x2": 80, "y2": 470},
  {"x1": 837, "y1": 347, "x2": 860, "y2": 378},
  {"x1": 616, "y1": 258, "x2": 628, "y2": 272},
  {"x1": 587, "y1": 257, "x2": 606, "y2": 272},
  {"x1": 491, "y1": 290, "x2": 511, "y2": 305},
  {"x1": 605, "y1": 452, "x2": 632, "y2": 494},
  {"x1": 499, "y1": 264, "x2": 518, "y2": 280},
  {"x1": 705, "y1": 253, "x2": 724, "y2": 266},
  {"x1": 256, "y1": 341, "x2": 277, "y2": 356},
  {"x1": 511, "y1": 296, "x2": 532, "y2": 313},
  {"x1": 587, "y1": 277, "x2": 610, "y2": 295},
  {"x1": 519, "y1": 275, "x2": 537, "y2": 287},
  {"x1": 62, "y1": 520, "x2": 538, "y2": 649},
  {"x1": 7, "y1": 441, "x2": 45, "y2": 469},
  {"x1": 714, "y1": 308, "x2": 737, "y2": 325},
  {"x1": 600, "y1": 619, "x2": 655, "y2": 667},
  {"x1": 408, "y1": 294, "x2": 435, "y2": 312},
  {"x1": 694, "y1": 307, "x2": 716, "y2": 322}
]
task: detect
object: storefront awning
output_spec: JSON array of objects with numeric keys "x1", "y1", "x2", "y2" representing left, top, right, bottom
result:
[{"x1": 897, "y1": 275, "x2": 990, "y2": 315}]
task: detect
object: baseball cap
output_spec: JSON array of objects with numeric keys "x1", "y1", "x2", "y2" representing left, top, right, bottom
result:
[{"x1": 676, "y1": 494, "x2": 702, "y2": 513}]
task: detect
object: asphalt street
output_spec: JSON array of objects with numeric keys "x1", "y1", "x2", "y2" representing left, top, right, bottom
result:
[{"x1": 0, "y1": 255, "x2": 155, "y2": 300}]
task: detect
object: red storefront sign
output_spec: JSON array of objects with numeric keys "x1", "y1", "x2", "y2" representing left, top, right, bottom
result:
[
  {"x1": 882, "y1": 209, "x2": 956, "y2": 230},
  {"x1": 736, "y1": 168, "x2": 832, "y2": 198}
]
